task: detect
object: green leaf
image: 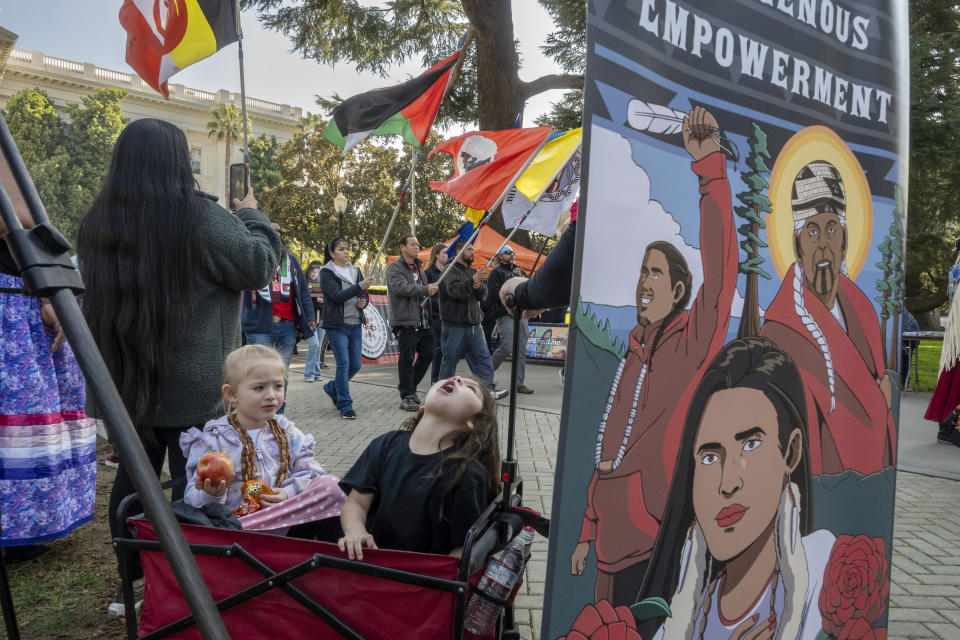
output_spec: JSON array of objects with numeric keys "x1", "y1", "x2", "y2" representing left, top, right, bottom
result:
[
  {"x1": 629, "y1": 596, "x2": 672, "y2": 622},
  {"x1": 738, "y1": 191, "x2": 773, "y2": 212},
  {"x1": 740, "y1": 172, "x2": 769, "y2": 191},
  {"x1": 746, "y1": 153, "x2": 770, "y2": 174},
  {"x1": 747, "y1": 122, "x2": 770, "y2": 158},
  {"x1": 814, "y1": 630, "x2": 836, "y2": 640}
]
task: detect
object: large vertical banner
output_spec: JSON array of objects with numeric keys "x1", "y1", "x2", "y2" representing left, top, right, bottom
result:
[{"x1": 544, "y1": 2, "x2": 908, "y2": 639}]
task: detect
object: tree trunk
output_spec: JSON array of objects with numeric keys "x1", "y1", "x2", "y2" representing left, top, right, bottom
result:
[
  {"x1": 461, "y1": 1, "x2": 532, "y2": 247},
  {"x1": 224, "y1": 133, "x2": 233, "y2": 204},
  {"x1": 888, "y1": 309, "x2": 901, "y2": 372},
  {"x1": 738, "y1": 218, "x2": 761, "y2": 337},
  {"x1": 878, "y1": 270, "x2": 890, "y2": 367},
  {"x1": 905, "y1": 289, "x2": 948, "y2": 314},
  {"x1": 462, "y1": 0, "x2": 525, "y2": 131}
]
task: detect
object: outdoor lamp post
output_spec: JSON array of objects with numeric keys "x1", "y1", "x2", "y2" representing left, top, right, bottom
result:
[{"x1": 333, "y1": 192, "x2": 347, "y2": 236}]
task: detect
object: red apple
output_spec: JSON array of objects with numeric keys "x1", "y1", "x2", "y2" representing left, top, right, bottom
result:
[{"x1": 197, "y1": 451, "x2": 234, "y2": 486}]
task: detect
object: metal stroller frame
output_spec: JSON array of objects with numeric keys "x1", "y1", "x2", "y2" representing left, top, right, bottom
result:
[{"x1": 112, "y1": 298, "x2": 547, "y2": 639}]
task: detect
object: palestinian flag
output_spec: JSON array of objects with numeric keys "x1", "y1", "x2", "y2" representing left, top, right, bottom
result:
[
  {"x1": 323, "y1": 50, "x2": 461, "y2": 155},
  {"x1": 120, "y1": 0, "x2": 239, "y2": 99},
  {"x1": 428, "y1": 127, "x2": 553, "y2": 212}
]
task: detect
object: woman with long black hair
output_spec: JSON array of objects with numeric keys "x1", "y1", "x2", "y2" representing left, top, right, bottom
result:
[
  {"x1": 76, "y1": 118, "x2": 282, "y2": 616},
  {"x1": 634, "y1": 337, "x2": 836, "y2": 640}
]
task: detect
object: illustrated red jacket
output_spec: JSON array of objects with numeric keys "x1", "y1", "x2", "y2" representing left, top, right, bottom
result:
[
  {"x1": 760, "y1": 264, "x2": 896, "y2": 476},
  {"x1": 577, "y1": 152, "x2": 738, "y2": 573}
]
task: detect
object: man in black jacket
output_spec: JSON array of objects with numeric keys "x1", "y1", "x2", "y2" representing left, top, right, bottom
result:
[
  {"x1": 487, "y1": 245, "x2": 534, "y2": 394},
  {"x1": 437, "y1": 240, "x2": 506, "y2": 399}
]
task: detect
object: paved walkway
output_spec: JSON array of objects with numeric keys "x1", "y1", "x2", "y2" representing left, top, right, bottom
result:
[{"x1": 285, "y1": 353, "x2": 960, "y2": 640}]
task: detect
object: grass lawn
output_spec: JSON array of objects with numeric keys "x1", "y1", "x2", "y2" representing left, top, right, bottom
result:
[{"x1": 909, "y1": 340, "x2": 944, "y2": 392}]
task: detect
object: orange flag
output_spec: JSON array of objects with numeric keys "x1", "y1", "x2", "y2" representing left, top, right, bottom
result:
[{"x1": 428, "y1": 127, "x2": 552, "y2": 211}]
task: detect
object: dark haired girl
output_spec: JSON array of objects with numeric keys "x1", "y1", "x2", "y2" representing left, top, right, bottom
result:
[
  {"x1": 638, "y1": 337, "x2": 836, "y2": 640},
  {"x1": 76, "y1": 118, "x2": 282, "y2": 611},
  {"x1": 338, "y1": 375, "x2": 500, "y2": 558},
  {"x1": 320, "y1": 236, "x2": 373, "y2": 419}
]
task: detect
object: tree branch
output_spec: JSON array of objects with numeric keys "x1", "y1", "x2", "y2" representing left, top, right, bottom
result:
[{"x1": 521, "y1": 74, "x2": 584, "y2": 99}]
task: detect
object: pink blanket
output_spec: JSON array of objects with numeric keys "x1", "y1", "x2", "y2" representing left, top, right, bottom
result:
[{"x1": 238, "y1": 474, "x2": 345, "y2": 532}]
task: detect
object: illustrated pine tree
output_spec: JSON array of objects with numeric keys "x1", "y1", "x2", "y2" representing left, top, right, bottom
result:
[
  {"x1": 886, "y1": 187, "x2": 907, "y2": 370},
  {"x1": 875, "y1": 236, "x2": 894, "y2": 365},
  {"x1": 735, "y1": 122, "x2": 773, "y2": 337},
  {"x1": 874, "y1": 186, "x2": 906, "y2": 371}
]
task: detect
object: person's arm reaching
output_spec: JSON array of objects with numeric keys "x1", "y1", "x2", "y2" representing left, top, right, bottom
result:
[{"x1": 338, "y1": 490, "x2": 377, "y2": 560}]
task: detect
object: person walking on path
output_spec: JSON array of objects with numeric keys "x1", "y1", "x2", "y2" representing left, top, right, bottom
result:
[
  {"x1": 437, "y1": 241, "x2": 506, "y2": 399},
  {"x1": 320, "y1": 236, "x2": 374, "y2": 420},
  {"x1": 387, "y1": 235, "x2": 439, "y2": 411},
  {"x1": 487, "y1": 245, "x2": 534, "y2": 394},
  {"x1": 303, "y1": 260, "x2": 329, "y2": 382},
  {"x1": 242, "y1": 221, "x2": 316, "y2": 408},
  {"x1": 424, "y1": 244, "x2": 449, "y2": 384},
  {"x1": 76, "y1": 118, "x2": 283, "y2": 615}
]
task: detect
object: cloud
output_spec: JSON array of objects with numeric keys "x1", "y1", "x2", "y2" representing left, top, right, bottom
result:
[{"x1": 580, "y1": 126, "x2": 750, "y2": 317}]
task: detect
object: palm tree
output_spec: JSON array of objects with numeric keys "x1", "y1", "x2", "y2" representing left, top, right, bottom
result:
[{"x1": 206, "y1": 102, "x2": 252, "y2": 201}]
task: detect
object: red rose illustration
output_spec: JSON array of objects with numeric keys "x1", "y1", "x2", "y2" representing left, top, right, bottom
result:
[
  {"x1": 819, "y1": 534, "x2": 890, "y2": 640},
  {"x1": 558, "y1": 600, "x2": 644, "y2": 640}
]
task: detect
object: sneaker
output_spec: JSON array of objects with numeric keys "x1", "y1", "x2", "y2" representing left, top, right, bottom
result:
[
  {"x1": 411, "y1": 393, "x2": 422, "y2": 404},
  {"x1": 516, "y1": 385, "x2": 534, "y2": 395},
  {"x1": 490, "y1": 388, "x2": 509, "y2": 400},
  {"x1": 400, "y1": 397, "x2": 419, "y2": 412},
  {"x1": 304, "y1": 377, "x2": 316, "y2": 383},
  {"x1": 106, "y1": 581, "x2": 144, "y2": 619},
  {"x1": 104, "y1": 454, "x2": 120, "y2": 468},
  {"x1": 324, "y1": 385, "x2": 339, "y2": 410},
  {"x1": 341, "y1": 410, "x2": 357, "y2": 420},
  {"x1": 317, "y1": 361, "x2": 329, "y2": 369}
]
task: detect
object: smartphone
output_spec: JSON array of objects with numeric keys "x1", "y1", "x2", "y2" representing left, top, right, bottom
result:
[{"x1": 229, "y1": 163, "x2": 248, "y2": 208}]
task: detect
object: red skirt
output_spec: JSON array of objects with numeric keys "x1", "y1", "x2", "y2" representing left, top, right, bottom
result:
[{"x1": 925, "y1": 363, "x2": 960, "y2": 422}]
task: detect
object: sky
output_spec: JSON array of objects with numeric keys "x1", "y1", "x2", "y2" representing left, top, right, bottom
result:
[{"x1": 0, "y1": 1, "x2": 570, "y2": 124}]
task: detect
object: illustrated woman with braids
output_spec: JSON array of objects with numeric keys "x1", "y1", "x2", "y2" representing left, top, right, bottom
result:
[
  {"x1": 181, "y1": 345, "x2": 344, "y2": 533},
  {"x1": 636, "y1": 337, "x2": 836, "y2": 640}
]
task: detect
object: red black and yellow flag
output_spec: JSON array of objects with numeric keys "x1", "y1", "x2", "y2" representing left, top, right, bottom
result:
[{"x1": 120, "y1": 0, "x2": 239, "y2": 99}]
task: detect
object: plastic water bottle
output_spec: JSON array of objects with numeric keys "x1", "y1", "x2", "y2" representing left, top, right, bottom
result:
[{"x1": 464, "y1": 526, "x2": 536, "y2": 634}]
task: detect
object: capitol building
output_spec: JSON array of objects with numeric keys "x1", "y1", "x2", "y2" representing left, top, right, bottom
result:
[{"x1": 0, "y1": 26, "x2": 301, "y2": 205}]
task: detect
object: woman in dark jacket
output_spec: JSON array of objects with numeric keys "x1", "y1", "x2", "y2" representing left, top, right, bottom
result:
[
  {"x1": 76, "y1": 118, "x2": 282, "y2": 613},
  {"x1": 320, "y1": 236, "x2": 373, "y2": 419}
]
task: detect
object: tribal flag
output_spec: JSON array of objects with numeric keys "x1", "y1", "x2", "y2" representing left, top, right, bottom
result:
[
  {"x1": 119, "y1": 0, "x2": 239, "y2": 99},
  {"x1": 428, "y1": 127, "x2": 553, "y2": 212},
  {"x1": 502, "y1": 128, "x2": 582, "y2": 236},
  {"x1": 323, "y1": 50, "x2": 461, "y2": 155}
]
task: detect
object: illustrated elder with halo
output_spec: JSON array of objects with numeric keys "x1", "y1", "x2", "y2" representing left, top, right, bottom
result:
[
  {"x1": 759, "y1": 160, "x2": 896, "y2": 476},
  {"x1": 571, "y1": 106, "x2": 738, "y2": 605}
]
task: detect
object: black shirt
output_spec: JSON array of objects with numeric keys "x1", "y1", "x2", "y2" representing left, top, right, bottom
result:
[{"x1": 339, "y1": 430, "x2": 488, "y2": 554}]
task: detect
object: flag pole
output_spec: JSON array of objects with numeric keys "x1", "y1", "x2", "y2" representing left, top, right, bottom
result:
[
  {"x1": 483, "y1": 205, "x2": 537, "y2": 270},
  {"x1": 529, "y1": 234, "x2": 550, "y2": 274},
  {"x1": 410, "y1": 150, "x2": 417, "y2": 234},
  {"x1": 435, "y1": 214, "x2": 490, "y2": 287},
  {"x1": 235, "y1": 1, "x2": 249, "y2": 163},
  {"x1": 369, "y1": 149, "x2": 420, "y2": 274}
]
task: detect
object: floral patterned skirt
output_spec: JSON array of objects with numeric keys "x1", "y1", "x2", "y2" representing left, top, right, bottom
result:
[{"x1": 0, "y1": 274, "x2": 96, "y2": 545}]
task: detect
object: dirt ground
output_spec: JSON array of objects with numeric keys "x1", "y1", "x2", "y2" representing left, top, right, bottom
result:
[{"x1": 6, "y1": 439, "x2": 126, "y2": 639}]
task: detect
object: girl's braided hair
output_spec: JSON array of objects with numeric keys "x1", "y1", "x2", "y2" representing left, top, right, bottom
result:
[{"x1": 222, "y1": 345, "x2": 291, "y2": 485}]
